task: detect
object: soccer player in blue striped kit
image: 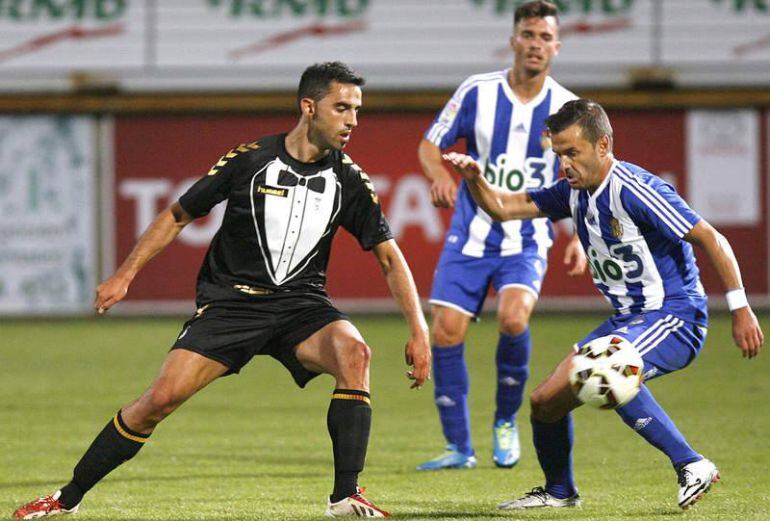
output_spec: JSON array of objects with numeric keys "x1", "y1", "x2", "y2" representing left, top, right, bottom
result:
[
  {"x1": 444, "y1": 99, "x2": 764, "y2": 509},
  {"x1": 417, "y1": 0, "x2": 586, "y2": 471}
]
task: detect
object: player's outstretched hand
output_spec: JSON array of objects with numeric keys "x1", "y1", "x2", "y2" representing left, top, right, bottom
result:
[
  {"x1": 430, "y1": 175, "x2": 458, "y2": 208},
  {"x1": 405, "y1": 330, "x2": 431, "y2": 389},
  {"x1": 732, "y1": 306, "x2": 764, "y2": 358},
  {"x1": 564, "y1": 235, "x2": 588, "y2": 276},
  {"x1": 94, "y1": 273, "x2": 132, "y2": 315},
  {"x1": 443, "y1": 152, "x2": 482, "y2": 182}
]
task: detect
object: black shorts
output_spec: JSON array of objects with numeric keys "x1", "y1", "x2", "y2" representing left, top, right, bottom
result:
[{"x1": 170, "y1": 295, "x2": 348, "y2": 387}]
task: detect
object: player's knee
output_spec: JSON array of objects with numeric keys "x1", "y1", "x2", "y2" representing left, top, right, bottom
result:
[
  {"x1": 529, "y1": 389, "x2": 561, "y2": 423},
  {"x1": 338, "y1": 339, "x2": 372, "y2": 373},
  {"x1": 432, "y1": 319, "x2": 465, "y2": 346},
  {"x1": 143, "y1": 385, "x2": 184, "y2": 423},
  {"x1": 498, "y1": 312, "x2": 529, "y2": 337}
]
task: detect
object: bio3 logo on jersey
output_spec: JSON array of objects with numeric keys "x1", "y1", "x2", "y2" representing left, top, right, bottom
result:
[
  {"x1": 587, "y1": 244, "x2": 644, "y2": 284},
  {"x1": 483, "y1": 155, "x2": 547, "y2": 193}
]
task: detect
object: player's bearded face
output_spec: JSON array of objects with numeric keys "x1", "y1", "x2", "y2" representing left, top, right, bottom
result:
[
  {"x1": 552, "y1": 125, "x2": 608, "y2": 192},
  {"x1": 511, "y1": 16, "x2": 560, "y2": 76},
  {"x1": 309, "y1": 81, "x2": 362, "y2": 151}
]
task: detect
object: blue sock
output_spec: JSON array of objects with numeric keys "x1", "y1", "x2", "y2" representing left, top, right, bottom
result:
[
  {"x1": 616, "y1": 385, "x2": 700, "y2": 468},
  {"x1": 532, "y1": 415, "x2": 577, "y2": 499},
  {"x1": 432, "y1": 343, "x2": 473, "y2": 456},
  {"x1": 495, "y1": 330, "x2": 531, "y2": 422}
]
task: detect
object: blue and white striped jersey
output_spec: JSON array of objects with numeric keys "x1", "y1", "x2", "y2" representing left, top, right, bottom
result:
[
  {"x1": 529, "y1": 160, "x2": 708, "y2": 325},
  {"x1": 425, "y1": 70, "x2": 576, "y2": 258}
]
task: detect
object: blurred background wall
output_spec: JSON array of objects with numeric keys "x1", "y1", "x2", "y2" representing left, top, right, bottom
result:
[{"x1": 1, "y1": 0, "x2": 769, "y2": 315}]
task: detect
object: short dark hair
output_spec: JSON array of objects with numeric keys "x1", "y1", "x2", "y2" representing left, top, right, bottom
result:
[
  {"x1": 297, "y1": 61, "x2": 365, "y2": 109},
  {"x1": 545, "y1": 99, "x2": 613, "y2": 144},
  {"x1": 514, "y1": 0, "x2": 559, "y2": 27}
]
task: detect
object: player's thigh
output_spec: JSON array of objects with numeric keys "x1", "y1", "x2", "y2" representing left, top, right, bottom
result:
[
  {"x1": 530, "y1": 352, "x2": 582, "y2": 421},
  {"x1": 429, "y1": 248, "x2": 494, "y2": 321},
  {"x1": 496, "y1": 286, "x2": 537, "y2": 335},
  {"x1": 124, "y1": 349, "x2": 228, "y2": 424},
  {"x1": 577, "y1": 312, "x2": 704, "y2": 381},
  {"x1": 431, "y1": 304, "x2": 472, "y2": 346},
  {"x1": 294, "y1": 319, "x2": 368, "y2": 376}
]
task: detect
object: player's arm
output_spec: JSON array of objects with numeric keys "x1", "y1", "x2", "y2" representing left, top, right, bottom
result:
[
  {"x1": 418, "y1": 138, "x2": 457, "y2": 208},
  {"x1": 684, "y1": 220, "x2": 764, "y2": 358},
  {"x1": 563, "y1": 232, "x2": 587, "y2": 276},
  {"x1": 94, "y1": 202, "x2": 194, "y2": 314},
  {"x1": 443, "y1": 152, "x2": 545, "y2": 221},
  {"x1": 371, "y1": 239, "x2": 431, "y2": 389}
]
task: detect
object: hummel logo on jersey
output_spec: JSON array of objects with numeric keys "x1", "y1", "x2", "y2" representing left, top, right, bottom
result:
[
  {"x1": 499, "y1": 376, "x2": 520, "y2": 387},
  {"x1": 587, "y1": 214, "x2": 597, "y2": 226},
  {"x1": 634, "y1": 417, "x2": 653, "y2": 431},
  {"x1": 257, "y1": 185, "x2": 288, "y2": 197},
  {"x1": 513, "y1": 122, "x2": 527, "y2": 133},
  {"x1": 435, "y1": 395, "x2": 457, "y2": 407}
]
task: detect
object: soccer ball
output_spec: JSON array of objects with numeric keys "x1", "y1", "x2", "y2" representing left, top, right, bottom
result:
[{"x1": 568, "y1": 335, "x2": 643, "y2": 409}]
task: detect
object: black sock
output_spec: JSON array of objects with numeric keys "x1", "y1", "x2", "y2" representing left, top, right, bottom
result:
[
  {"x1": 58, "y1": 410, "x2": 150, "y2": 509},
  {"x1": 327, "y1": 389, "x2": 371, "y2": 503}
]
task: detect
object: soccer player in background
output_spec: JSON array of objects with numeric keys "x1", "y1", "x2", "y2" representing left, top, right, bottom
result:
[
  {"x1": 13, "y1": 62, "x2": 430, "y2": 519},
  {"x1": 444, "y1": 99, "x2": 763, "y2": 509},
  {"x1": 417, "y1": 0, "x2": 586, "y2": 471}
]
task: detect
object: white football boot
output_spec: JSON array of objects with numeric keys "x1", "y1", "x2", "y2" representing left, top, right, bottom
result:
[
  {"x1": 677, "y1": 458, "x2": 720, "y2": 509},
  {"x1": 498, "y1": 486, "x2": 581, "y2": 510},
  {"x1": 325, "y1": 487, "x2": 391, "y2": 518}
]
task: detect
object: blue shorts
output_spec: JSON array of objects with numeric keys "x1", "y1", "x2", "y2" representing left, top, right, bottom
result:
[
  {"x1": 429, "y1": 247, "x2": 547, "y2": 318},
  {"x1": 577, "y1": 310, "x2": 708, "y2": 381}
]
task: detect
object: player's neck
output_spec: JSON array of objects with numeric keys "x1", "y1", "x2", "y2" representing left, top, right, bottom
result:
[
  {"x1": 588, "y1": 155, "x2": 615, "y2": 194},
  {"x1": 508, "y1": 67, "x2": 548, "y2": 104},
  {"x1": 285, "y1": 124, "x2": 331, "y2": 163}
]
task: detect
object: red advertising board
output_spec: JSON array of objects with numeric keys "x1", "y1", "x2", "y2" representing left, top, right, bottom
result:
[{"x1": 111, "y1": 111, "x2": 767, "y2": 312}]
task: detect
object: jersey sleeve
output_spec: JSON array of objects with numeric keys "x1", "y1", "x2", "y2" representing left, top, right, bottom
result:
[
  {"x1": 424, "y1": 76, "x2": 477, "y2": 150},
  {"x1": 527, "y1": 178, "x2": 572, "y2": 220},
  {"x1": 622, "y1": 177, "x2": 702, "y2": 241},
  {"x1": 178, "y1": 148, "x2": 243, "y2": 218},
  {"x1": 340, "y1": 164, "x2": 394, "y2": 251}
]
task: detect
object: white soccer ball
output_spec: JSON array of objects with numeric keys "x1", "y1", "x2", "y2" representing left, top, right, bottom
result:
[{"x1": 568, "y1": 335, "x2": 643, "y2": 409}]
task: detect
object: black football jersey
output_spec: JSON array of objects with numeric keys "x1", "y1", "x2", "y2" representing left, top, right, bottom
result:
[{"x1": 178, "y1": 134, "x2": 392, "y2": 304}]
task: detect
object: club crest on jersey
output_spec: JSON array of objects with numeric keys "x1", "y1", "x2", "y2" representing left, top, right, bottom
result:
[
  {"x1": 610, "y1": 217, "x2": 623, "y2": 239},
  {"x1": 257, "y1": 185, "x2": 288, "y2": 197}
]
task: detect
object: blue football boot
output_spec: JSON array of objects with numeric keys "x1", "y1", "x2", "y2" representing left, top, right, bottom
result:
[
  {"x1": 492, "y1": 419, "x2": 520, "y2": 468},
  {"x1": 416, "y1": 444, "x2": 477, "y2": 470}
]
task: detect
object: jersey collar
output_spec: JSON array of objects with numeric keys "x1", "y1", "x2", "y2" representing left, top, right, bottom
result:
[{"x1": 588, "y1": 159, "x2": 618, "y2": 200}]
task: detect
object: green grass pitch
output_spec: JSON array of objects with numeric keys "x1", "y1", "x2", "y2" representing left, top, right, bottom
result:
[{"x1": 2, "y1": 312, "x2": 769, "y2": 520}]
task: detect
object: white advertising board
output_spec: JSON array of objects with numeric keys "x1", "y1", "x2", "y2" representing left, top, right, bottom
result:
[
  {"x1": 0, "y1": 116, "x2": 97, "y2": 314},
  {"x1": 0, "y1": 0, "x2": 767, "y2": 90},
  {"x1": 686, "y1": 109, "x2": 760, "y2": 226}
]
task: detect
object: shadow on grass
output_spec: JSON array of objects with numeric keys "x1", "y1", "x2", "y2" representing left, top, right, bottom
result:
[{"x1": 0, "y1": 470, "x2": 326, "y2": 491}]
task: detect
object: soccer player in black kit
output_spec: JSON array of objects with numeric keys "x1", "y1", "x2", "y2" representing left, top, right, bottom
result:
[{"x1": 13, "y1": 62, "x2": 430, "y2": 519}]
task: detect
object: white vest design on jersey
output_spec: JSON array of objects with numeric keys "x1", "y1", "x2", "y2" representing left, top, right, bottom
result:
[
  {"x1": 250, "y1": 159, "x2": 341, "y2": 286},
  {"x1": 426, "y1": 71, "x2": 576, "y2": 258}
]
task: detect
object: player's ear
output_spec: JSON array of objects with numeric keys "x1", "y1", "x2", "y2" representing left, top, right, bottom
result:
[
  {"x1": 509, "y1": 34, "x2": 516, "y2": 51},
  {"x1": 300, "y1": 97, "x2": 315, "y2": 117},
  {"x1": 598, "y1": 135, "x2": 611, "y2": 157}
]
